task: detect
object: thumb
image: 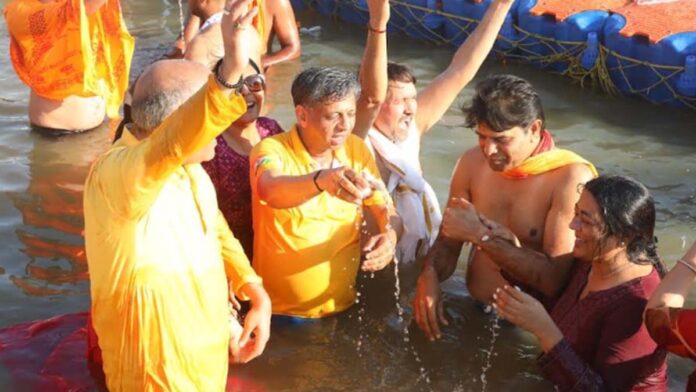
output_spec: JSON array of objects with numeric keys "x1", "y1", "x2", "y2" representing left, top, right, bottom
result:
[
  {"x1": 239, "y1": 318, "x2": 255, "y2": 347},
  {"x1": 363, "y1": 235, "x2": 379, "y2": 253}
]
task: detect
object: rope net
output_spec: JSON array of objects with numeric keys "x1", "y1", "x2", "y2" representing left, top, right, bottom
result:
[{"x1": 296, "y1": 0, "x2": 696, "y2": 111}]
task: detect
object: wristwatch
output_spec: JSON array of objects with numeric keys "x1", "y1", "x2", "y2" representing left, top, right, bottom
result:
[{"x1": 213, "y1": 59, "x2": 244, "y2": 94}]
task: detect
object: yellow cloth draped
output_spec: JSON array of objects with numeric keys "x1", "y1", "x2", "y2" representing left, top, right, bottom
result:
[
  {"x1": 4, "y1": 0, "x2": 134, "y2": 118},
  {"x1": 502, "y1": 149, "x2": 599, "y2": 179},
  {"x1": 250, "y1": 127, "x2": 387, "y2": 318},
  {"x1": 84, "y1": 76, "x2": 260, "y2": 391}
]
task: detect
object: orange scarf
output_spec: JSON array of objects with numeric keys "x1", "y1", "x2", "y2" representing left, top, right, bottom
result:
[
  {"x1": 502, "y1": 130, "x2": 598, "y2": 179},
  {"x1": 4, "y1": 0, "x2": 134, "y2": 119}
]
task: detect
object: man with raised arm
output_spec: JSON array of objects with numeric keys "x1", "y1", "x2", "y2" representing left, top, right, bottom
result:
[
  {"x1": 84, "y1": 1, "x2": 271, "y2": 390},
  {"x1": 4, "y1": 0, "x2": 133, "y2": 133},
  {"x1": 413, "y1": 74, "x2": 598, "y2": 341},
  {"x1": 354, "y1": 0, "x2": 515, "y2": 263}
]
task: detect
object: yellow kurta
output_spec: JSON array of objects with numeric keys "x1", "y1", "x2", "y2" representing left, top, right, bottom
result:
[
  {"x1": 249, "y1": 126, "x2": 388, "y2": 318},
  {"x1": 84, "y1": 76, "x2": 260, "y2": 391},
  {"x1": 4, "y1": 0, "x2": 134, "y2": 118}
]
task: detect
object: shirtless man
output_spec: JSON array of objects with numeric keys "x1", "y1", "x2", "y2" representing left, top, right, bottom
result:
[
  {"x1": 5, "y1": 0, "x2": 133, "y2": 132},
  {"x1": 353, "y1": 0, "x2": 514, "y2": 263},
  {"x1": 178, "y1": 0, "x2": 299, "y2": 68},
  {"x1": 413, "y1": 74, "x2": 598, "y2": 340}
]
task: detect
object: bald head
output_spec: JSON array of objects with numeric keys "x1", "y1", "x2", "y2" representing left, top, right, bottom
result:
[{"x1": 131, "y1": 59, "x2": 210, "y2": 134}]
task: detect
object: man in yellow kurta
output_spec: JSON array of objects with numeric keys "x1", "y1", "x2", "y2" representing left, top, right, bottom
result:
[
  {"x1": 249, "y1": 67, "x2": 399, "y2": 318},
  {"x1": 4, "y1": 0, "x2": 134, "y2": 132},
  {"x1": 83, "y1": 2, "x2": 271, "y2": 390}
]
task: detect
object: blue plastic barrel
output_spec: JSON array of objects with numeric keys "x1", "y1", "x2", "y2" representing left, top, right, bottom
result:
[
  {"x1": 389, "y1": 0, "x2": 444, "y2": 41},
  {"x1": 516, "y1": 0, "x2": 610, "y2": 72},
  {"x1": 442, "y1": 0, "x2": 520, "y2": 55},
  {"x1": 604, "y1": 14, "x2": 696, "y2": 108},
  {"x1": 289, "y1": 0, "x2": 307, "y2": 12},
  {"x1": 314, "y1": 0, "x2": 338, "y2": 17},
  {"x1": 336, "y1": 0, "x2": 369, "y2": 25}
]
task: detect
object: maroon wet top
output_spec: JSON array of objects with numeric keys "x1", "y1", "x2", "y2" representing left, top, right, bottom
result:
[
  {"x1": 202, "y1": 117, "x2": 284, "y2": 260},
  {"x1": 538, "y1": 262, "x2": 667, "y2": 391}
]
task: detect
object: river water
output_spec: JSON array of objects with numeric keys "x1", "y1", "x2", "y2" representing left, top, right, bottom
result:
[{"x1": 0, "y1": 1, "x2": 694, "y2": 390}]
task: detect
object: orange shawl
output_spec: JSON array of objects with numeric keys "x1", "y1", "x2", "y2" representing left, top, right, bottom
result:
[
  {"x1": 4, "y1": 0, "x2": 134, "y2": 118},
  {"x1": 502, "y1": 130, "x2": 599, "y2": 179}
]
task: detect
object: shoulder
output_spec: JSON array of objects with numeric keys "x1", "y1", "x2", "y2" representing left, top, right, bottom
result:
[
  {"x1": 454, "y1": 147, "x2": 485, "y2": 175},
  {"x1": 257, "y1": 116, "x2": 284, "y2": 137},
  {"x1": 252, "y1": 131, "x2": 290, "y2": 156},
  {"x1": 556, "y1": 161, "x2": 596, "y2": 183}
]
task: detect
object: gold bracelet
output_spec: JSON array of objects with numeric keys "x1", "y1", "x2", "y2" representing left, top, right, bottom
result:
[{"x1": 677, "y1": 258, "x2": 696, "y2": 275}]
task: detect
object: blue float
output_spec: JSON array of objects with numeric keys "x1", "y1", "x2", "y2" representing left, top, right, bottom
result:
[
  {"x1": 604, "y1": 14, "x2": 696, "y2": 108},
  {"x1": 442, "y1": 0, "x2": 520, "y2": 54},
  {"x1": 389, "y1": 0, "x2": 444, "y2": 41},
  {"x1": 515, "y1": 0, "x2": 610, "y2": 72}
]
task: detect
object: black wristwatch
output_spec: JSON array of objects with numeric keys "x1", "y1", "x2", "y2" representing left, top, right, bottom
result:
[{"x1": 213, "y1": 59, "x2": 244, "y2": 94}]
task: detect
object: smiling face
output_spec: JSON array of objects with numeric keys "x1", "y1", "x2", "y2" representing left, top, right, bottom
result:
[
  {"x1": 475, "y1": 119, "x2": 542, "y2": 172},
  {"x1": 374, "y1": 81, "x2": 417, "y2": 136},
  {"x1": 569, "y1": 189, "x2": 623, "y2": 262},
  {"x1": 295, "y1": 93, "x2": 357, "y2": 153},
  {"x1": 235, "y1": 64, "x2": 266, "y2": 126}
]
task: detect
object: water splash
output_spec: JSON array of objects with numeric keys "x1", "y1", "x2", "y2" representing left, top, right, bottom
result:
[
  {"x1": 177, "y1": 0, "x2": 185, "y2": 40},
  {"x1": 479, "y1": 316, "x2": 501, "y2": 391}
]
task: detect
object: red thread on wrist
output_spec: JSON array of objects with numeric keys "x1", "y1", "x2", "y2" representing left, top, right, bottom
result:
[{"x1": 368, "y1": 24, "x2": 387, "y2": 34}]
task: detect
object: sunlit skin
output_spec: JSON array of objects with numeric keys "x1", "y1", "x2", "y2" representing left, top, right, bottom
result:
[
  {"x1": 295, "y1": 94, "x2": 357, "y2": 154},
  {"x1": 373, "y1": 81, "x2": 417, "y2": 141},
  {"x1": 569, "y1": 190, "x2": 623, "y2": 264},
  {"x1": 475, "y1": 120, "x2": 542, "y2": 172}
]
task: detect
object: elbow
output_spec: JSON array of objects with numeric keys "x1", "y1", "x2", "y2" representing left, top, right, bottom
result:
[{"x1": 288, "y1": 44, "x2": 301, "y2": 60}]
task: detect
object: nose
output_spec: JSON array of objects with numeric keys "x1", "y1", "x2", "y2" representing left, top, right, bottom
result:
[
  {"x1": 481, "y1": 138, "x2": 498, "y2": 157},
  {"x1": 569, "y1": 215, "x2": 581, "y2": 231},
  {"x1": 337, "y1": 115, "x2": 350, "y2": 132}
]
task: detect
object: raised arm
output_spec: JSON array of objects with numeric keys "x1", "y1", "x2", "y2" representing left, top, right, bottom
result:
[
  {"x1": 647, "y1": 241, "x2": 696, "y2": 309},
  {"x1": 353, "y1": 0, "x2": 390, "y2": 139},
  {"x1": 415, "y1": 0, "x2": 514, "y2": 134},
  {"x1": 260, "y1": 0, "x2": 301, "y2": 68},
  {"x1": 477, "y1": 164, "x2": 593, "y2": 297},
  {"x1": 92, "y1": 0, "x2": 256, "y2": 217}
]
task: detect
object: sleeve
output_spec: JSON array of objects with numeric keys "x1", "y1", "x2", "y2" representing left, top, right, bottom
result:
[
  {"x1": 216, "y1": 210, "x2": 262, "y2": 300},
  {"x1": 538, "y1": 296, "x2": 665, "y2": 391},
  {"x1": 92, "y1": 76, "x2": 247, "y2": 218},
  {"x1": 249, "y1": 136, "x2": 285, "y2": 181}
]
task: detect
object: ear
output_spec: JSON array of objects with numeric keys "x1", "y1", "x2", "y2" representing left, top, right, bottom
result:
[
  {"x1": 529, "y1": 119, "x2": 543, "y2": 135},
  {"x1": 295, "y1": 105, "x2": 307, "y2": 128}
]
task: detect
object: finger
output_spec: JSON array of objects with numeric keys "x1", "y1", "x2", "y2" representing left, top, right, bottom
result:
[
  {"x1": 437, "y1": 298, "x2": 448, "y2": 326},
  {"x1": 239, "y1": 317, "x2": 256, "y2": 348},
  {"x1": 362, "y1": 235, "x2": 379, "y2": 253},
  {"x1": 425, "y1": 297, "x2": 442, "y2": 340},
  {"x1": 230, "y1": 295, "x2": 241, "y2": 310},
  {"x1": 241, "y1": 328, "x2": 269, "y2": 363},
  {"x1": 417, "y1": 298, "x2": 435, "y2": 340},
  {"x1": 338, "y1": 176, "x2": 364, "y2": 201},
  {"x1": 362, "y1": 253, "x2": 392, "y2": 271},
  {"x1": 365, "y1": 237, "x2": 389, "y2": 259},
  {"x1": 503, "y1": 285, "x2": 528, "y2": 303}
]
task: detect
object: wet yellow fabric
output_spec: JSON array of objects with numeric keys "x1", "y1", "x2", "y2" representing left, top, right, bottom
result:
[
  {"x1": 250, "y1": 126, "x2": 387, "y2": 318},
  {"x1": 4, "y1": 0, "x2": 134, "y2": 118},
  {"x1": 502, "y1": 149, "x2": 598, "y2": 179},
  {"x1": 84, "y1": 76, "x2": 260, "y2": 391}
]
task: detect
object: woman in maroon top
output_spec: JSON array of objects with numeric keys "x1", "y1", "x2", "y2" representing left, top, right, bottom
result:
[
  {"x1": 202, "y1": 59, "x2": 283, "y2": 260},
  {"x1": 645, "y1": 240, "x2": 696, "y2": 391},
  {"x1": 493, "y1": 175, "x2": 668, "y2": 391}
]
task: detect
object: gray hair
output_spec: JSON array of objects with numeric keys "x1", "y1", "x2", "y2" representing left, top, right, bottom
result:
[
  {"x1": 130, "y1": 89, "x2": 192, "y2": 132},
  {"x1": 291, "y1": 67, "x2": 361, "y2": 107}
]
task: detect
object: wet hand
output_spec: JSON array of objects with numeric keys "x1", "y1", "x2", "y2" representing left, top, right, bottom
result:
[
  {"x1": 220, "y1": 0, "x2": 260, "y2": 84},
  {"x1": 236, "y1": 283, "x2": 271, "y2": 363},
  {"x1": 492, "y1": 285, "x2": 562, "y2": 350},
  {"x1": 478, "y1": 215, "x2": 520, "y2": 247},
  {"x1": 228, "y1": 313, "x2": 243, "y2": 363},
  {"x1": 441, "y1": 198, "x2": 487, "y2": 243},
  {"x1": 317, "y1": 167, "x2": 371, "y2": 205},
  {"x1": 413, "y1": 264, "x2": 448, "y2": 341},
  {"x1": 362, "y1": 232, "x2": 395, "y2": 271}
]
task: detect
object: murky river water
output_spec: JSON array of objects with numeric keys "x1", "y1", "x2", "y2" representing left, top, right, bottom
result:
[{"x1": 0, "y1": 1, "x2": 694, "y2": 390}]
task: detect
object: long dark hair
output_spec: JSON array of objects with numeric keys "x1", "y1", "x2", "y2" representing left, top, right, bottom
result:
[{"x1": 584, "y1": 175, "x2": 666, "y2": 277}]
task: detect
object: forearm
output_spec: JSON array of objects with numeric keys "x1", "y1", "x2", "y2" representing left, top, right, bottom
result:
[
  {"x1": 479, "y1": 237, "x2": 569, "y2": 297},
  {"x1": 261, "y1": 44, "x2": 300, "y2": 68},
  {"x1": 447, "y1": 0, "x2": 512, "y2": 83},
  {"x1": 366, "y1": 203, "x2": 398, "y2": 241},
  {"x1": 183, "y1": 15, "x2": 201, "y2": 44},
  {"x1": 354, "y1": 20, "x2": 388, "y2": 139},
  {"x1": 538, "y1": 339, "x2": 608, "y2": 392},
  {"x1": 647, "y1": 245, "x2": 696, "y2": 309},
  {"x1": 238, "y1": 282, "x2": 271, "y2": 307},
  {"x1": 257, "y1": 172, "x2": 323, "y2": 209},
  {"x1": 425, "y1": 236, "x2": 464, "y2": 282}
]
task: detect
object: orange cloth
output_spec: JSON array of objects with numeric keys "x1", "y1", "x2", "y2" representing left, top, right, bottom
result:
[
  {"x1": 530, "y1": 0, "x2": 630, "y2": 22},
  {"x1": 84, "y1": 76, "x2": 259, "y2": 391},
  {"x1": 502, "y1": 130, "x2": 598, "y2": 179},
  {"x1": 4, "y1": 0, "x2": 134, "y2": 118}
]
